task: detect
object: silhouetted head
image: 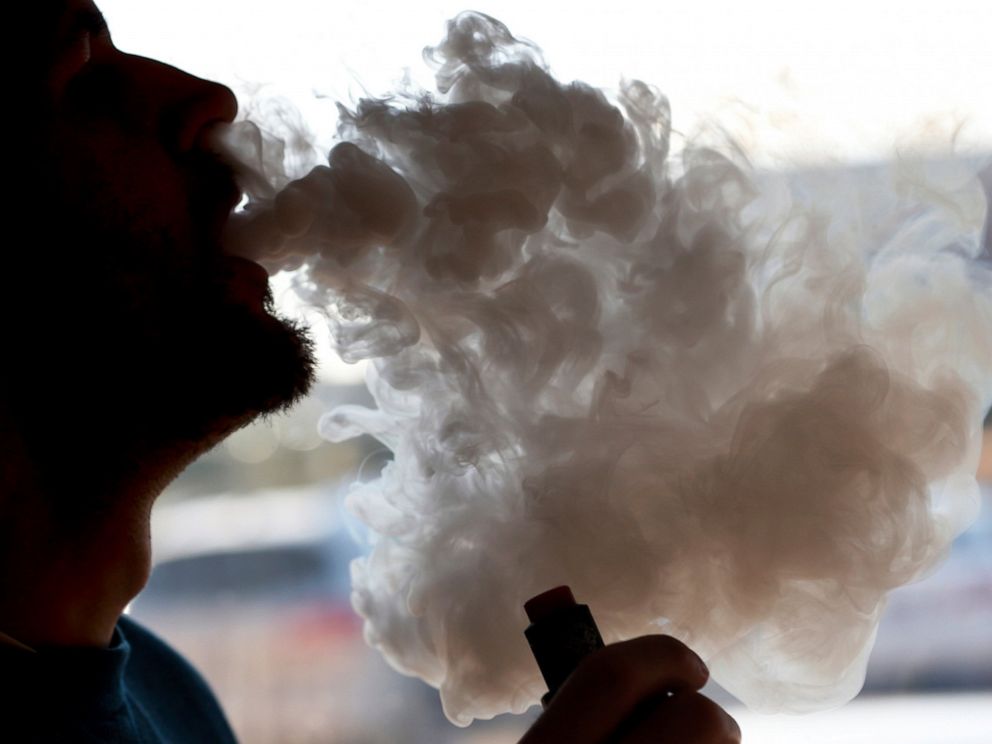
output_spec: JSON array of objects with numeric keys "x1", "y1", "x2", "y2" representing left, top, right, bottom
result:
[{"x1": 4, "y1": 1, "x2": 315, "y2": 501}]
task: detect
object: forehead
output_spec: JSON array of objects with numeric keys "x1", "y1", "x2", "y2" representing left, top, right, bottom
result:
[{"x1": 28, "y1": 1, "x2": 97, "y2": 41}]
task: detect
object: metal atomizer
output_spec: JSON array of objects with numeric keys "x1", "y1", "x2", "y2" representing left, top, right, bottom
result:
[{"x1": 524, "y1": 585, "x2": 605, "y2": 708}]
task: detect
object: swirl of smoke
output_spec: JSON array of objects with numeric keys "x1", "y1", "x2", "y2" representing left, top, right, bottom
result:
[{"x1": 214, "y1": 12, "x2": 992, "y2": 725}]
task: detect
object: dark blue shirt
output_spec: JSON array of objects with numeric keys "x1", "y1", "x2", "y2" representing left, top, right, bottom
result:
[{"x1": 0, "y1": 615, "x2": 237, "y2": 743}]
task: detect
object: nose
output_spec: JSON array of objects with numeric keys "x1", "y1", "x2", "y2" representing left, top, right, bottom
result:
[
  {"x1": 171, "y1": 74, "x2": 239, "y2": 153},
  {"x1": 130, "y1": 55, "x2": 239, "y2": 154}
]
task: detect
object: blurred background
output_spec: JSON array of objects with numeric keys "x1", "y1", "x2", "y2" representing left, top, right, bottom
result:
[
  {"x1": 96, "y1": 0, "x2": 991, "y2": 741},
  {"x1": 131, "y1": 397, "x2": 992, "y2": 744}
]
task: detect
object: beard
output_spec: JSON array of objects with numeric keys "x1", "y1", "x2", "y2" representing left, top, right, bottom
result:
[
  {"x1": 77, "y1": 245, "x2": 314, "y2": 435},
  {"x1": 4, "y1": 181, "x2": 316, "y2": 501},
  {"x1": 122, "y1": 274, "x2": 318, "y2": 444}
]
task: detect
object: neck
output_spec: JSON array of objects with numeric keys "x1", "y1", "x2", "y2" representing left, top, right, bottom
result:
[
  {"x1": 0, "y1": 483, "x2": 156, "y2": 648},
  {"x1": 0, "y1": 432, "x2": 221, "y2": 649}
]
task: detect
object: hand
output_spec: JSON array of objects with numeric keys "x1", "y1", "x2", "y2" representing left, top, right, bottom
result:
[{"x1": 520, "y1": 635, "x2": 741, "y2": 744}]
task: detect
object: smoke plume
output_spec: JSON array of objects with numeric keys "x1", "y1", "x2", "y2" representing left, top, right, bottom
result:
[{"x1": 212, "y1": 13, "x2": 992, "y2": 724}]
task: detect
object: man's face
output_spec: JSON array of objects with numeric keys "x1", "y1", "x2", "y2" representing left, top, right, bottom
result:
[{"x1": 10, "y1": 1, "x2": 314, "y2": 474}]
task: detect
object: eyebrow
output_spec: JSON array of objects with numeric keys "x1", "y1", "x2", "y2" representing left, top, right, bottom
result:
[{"x1": 57, "y1": 5, "x2": 110, "y2": 49}]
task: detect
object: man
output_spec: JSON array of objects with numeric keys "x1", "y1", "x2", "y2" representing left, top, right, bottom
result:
[{"x1": 0, "y1": 2, "x2": 740, "y2": 742}]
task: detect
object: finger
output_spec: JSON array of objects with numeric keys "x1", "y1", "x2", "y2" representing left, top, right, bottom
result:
[
  {"x1": 520, "y1": 635, "x2": 709, "y2": 744},
  {"x1": 614, "y1": 691, "x2": 742, "y2": 744}
]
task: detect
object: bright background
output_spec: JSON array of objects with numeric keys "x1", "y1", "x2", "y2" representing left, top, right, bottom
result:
[
  {"x1": 96, "y1": 1, "x2": 992, "y2": 742},
  {"x1": 99, "y1": 0, "x2": 992, "y2": 167}
]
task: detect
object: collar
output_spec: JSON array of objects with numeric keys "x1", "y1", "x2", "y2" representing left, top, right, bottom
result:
[{"x1": 0, "y1": 628, "x2": 36, "y2": 653}]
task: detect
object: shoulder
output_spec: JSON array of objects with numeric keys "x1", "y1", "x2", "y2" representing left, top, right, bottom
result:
[
  {"x1": 118, "y1": 615, "x2": 238, "y2": 743},
  {"x1": 117, "y1": 615, "x2": 198, "y2": 678}
]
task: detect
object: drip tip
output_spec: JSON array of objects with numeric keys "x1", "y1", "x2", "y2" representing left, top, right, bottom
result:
[{"x1": 524, "y1": 585, "x2": 576, "y2": 623}]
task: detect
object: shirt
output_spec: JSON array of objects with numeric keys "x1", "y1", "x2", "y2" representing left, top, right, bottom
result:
[{"x1": 0, "y1": 615, "x2": 237, "y2": 743}]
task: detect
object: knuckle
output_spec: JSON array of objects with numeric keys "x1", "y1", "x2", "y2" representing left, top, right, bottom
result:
[
  {"x1": 652, "y1": 633, "x2": 686, "y2": 652},
  {"x1": 659, "y1": 634, "x2": 697, "y2": 660},
  {"x1": 584, "y1": 635, "x2": 704, "y2": 685},
  {"x1": 681, "y1": 694, "x2": 741, "y2": 741},
  {"x1": 723, "y1": 710, "x2": 743, "y2": 742},
  {"x1": 579, "y1": 645, "x2": 644, "y2": 700},
  {"x1": 599, "y1": 650, "x2": 640, "y2": 688},
  {"x1": 647, "y1": 634, "x2": 706, "y2": 679}
]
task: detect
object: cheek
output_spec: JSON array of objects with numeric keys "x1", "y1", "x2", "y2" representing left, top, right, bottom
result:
[{"x1": 54, "y1": 127, "x2": 199, "y2": 264}]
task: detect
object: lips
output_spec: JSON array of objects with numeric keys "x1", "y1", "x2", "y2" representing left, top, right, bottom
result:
[
  {"x1": 217, "y1": 254, "x2": 272, "y2": 310},
  {"x1": 187, "y1": 148, "x2": 246, "y2": 239},
  {"x1": 215, "y1": 175, "x2": 244, "y2": 215},
  {"x1": 185, "y1": 143, "x2": 273, "y2": 302},
  {"x1": 223, "y1": 254, "x2": 270, "y2": 286}
]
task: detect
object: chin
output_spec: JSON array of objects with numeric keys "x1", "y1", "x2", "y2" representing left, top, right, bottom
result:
[
  {"x1": 144, "y1": 301, "x2": 318, "y2": 447},
  {"x1": 7, "y1": 300, "x2": 317, "y2": 505}
]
